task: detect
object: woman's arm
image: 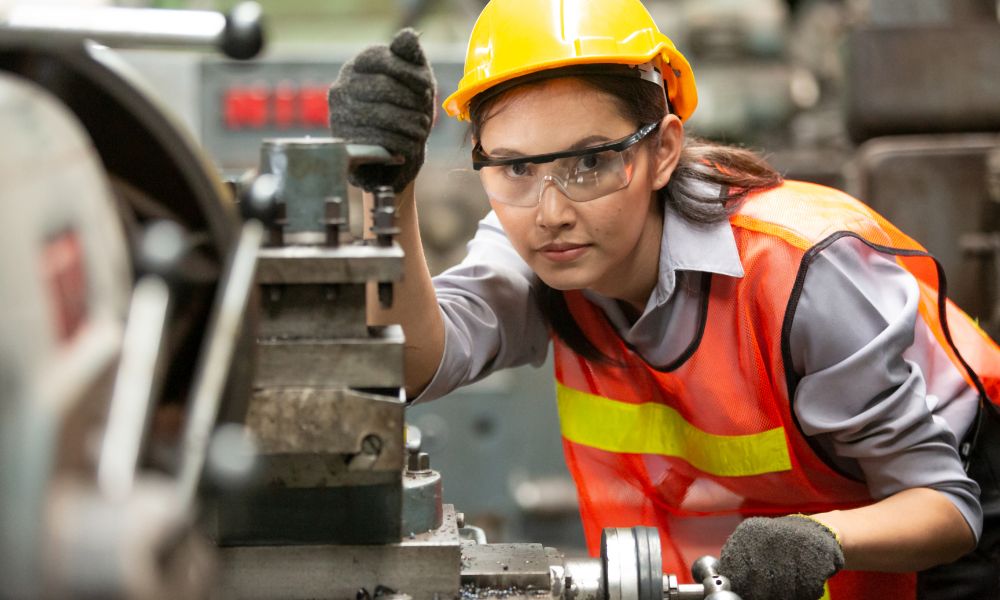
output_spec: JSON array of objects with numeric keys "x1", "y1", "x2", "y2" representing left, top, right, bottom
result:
[
  {"x1": 718, "y1": 486, "x2": 977, "y2": 599},
  {"x1": 328, "y1": 30, "x2": 549, "y2": 401},
  {"x1": 812, "y1": 487, "x2": 976, "y2": 572},
  {"x1": 326, "y1": 29, "x2": 444, "y2": 397},
  {"x1": 789, "y1": 236, "x2": 983, "y2": 558},
  {"x1": 365, "y1": 186, "x2": 551, "y2": 401}
]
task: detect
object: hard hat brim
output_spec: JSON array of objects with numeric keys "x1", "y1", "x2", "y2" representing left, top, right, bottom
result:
[{"x1": 444, "y1": 43, "x2": 696, "y2": 123}]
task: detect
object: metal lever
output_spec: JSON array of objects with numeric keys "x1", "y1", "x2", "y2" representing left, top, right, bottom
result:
[
  {"x1": 690, "y1": 556, "x2": 740, "y2": 600},
  {"x1": 3, "y1": 2, "x2": 264, "y2": 60},
  {"x1": 176, "y1": 219, "x2": 264, "y2": 509},
  {"x1": 97, "y1": 221, "x2": 187, "y2": 500},
  {"x1": 96, "y1": 280, "x2": 170, "y2": 499}
]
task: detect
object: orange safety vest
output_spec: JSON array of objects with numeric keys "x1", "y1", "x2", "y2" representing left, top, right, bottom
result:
[{"x1": 553, "y1": 180, "x2": 1000, "y2": 600}]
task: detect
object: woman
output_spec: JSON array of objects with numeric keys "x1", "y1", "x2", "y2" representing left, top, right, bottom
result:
[{"x1": 327, "y1": 1, "x2": 1000, "y2": 598}]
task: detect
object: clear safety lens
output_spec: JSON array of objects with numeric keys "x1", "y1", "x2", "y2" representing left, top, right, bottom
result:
[{"x1": 479, "y1": 147, "x2": 637, "y2": 207}]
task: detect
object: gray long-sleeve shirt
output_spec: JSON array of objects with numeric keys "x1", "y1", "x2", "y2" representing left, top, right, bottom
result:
[{"x1": 417, "y1": 189, "x2": 983, "y2": 540}]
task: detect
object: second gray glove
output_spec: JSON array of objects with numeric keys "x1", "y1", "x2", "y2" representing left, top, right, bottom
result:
[
  {"x1": 328, "y1": 28, "x2": 436, "y2": 192},
  {"x1": 718, "y1": 514, "x2": 844, "y2": 600}
]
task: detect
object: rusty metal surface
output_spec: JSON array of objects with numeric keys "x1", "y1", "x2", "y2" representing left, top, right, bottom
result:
[
  {"x1": 257, "y1": 244, "x2": 403, "y2": 284},
  {"x1": 255, "y1": 324, "x2": 405, "y2": 389},
  {"x1": 246, "y1": 386, "x2": 403, "y2": 463},
  {"x1": 215, "y1": 505, "x2": 462, "y2": 599},
  {"x1": 460, "y1": 543, "x2": 561, "y2": 592},
  {"x1": 258, "y1": 283, "x2": 368, "y2": 339},
  {"x1": 220, "y1": 387, "x2": 406, "y2": 545}
]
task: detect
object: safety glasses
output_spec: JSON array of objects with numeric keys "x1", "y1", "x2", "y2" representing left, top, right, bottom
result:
[{"x1": 472, "y1": 122, "x2": 660, "y2": 207}]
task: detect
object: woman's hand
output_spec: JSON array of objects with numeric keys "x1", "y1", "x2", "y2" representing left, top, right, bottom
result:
[
  {"x1": 719, "y1": 514, "x2": 843, "y2": 600},
  {"x1": 328, "y1": 29, "x2": 445, "y2": 398},
  {"x1": 718, "y1": 487, "x2": 976, "y2": 600},
  {"x1": 328, "y1": 28, "x2": 436, "y2": 193}
]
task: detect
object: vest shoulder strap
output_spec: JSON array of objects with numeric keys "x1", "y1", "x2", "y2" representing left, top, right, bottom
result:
[{"x1": 733, "y1": 180, "x2": 925, "y2": 253}]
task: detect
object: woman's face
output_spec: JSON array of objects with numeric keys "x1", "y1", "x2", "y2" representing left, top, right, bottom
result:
[{"x1": 477, "y1": 78, "x2": 683, "y2": 306}]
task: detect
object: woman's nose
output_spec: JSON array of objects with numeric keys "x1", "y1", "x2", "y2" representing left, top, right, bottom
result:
[{"x1": 535, "y1": 178, "x2": 576, "y2": 230}]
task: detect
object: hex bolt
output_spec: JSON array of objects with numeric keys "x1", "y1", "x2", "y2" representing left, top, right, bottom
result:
[
  {"x1": 370, "y1": 185, "x2": 398, "y2": 308},
  {"x1": 371, "y1": 186, "x2": 400, "y2": 247},
  {"x1": 324, "y1": 195, "x2": 347, "y2": 247},
  {"x1": 407, "y1": 451, "x2": 430, "y2": 473}
]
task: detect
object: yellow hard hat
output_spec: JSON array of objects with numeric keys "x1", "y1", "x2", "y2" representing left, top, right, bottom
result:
[{"x1": 443, "y1": 0, "x2": 697, "y2": 122}]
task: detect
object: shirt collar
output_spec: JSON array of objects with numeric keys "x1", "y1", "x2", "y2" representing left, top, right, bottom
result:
[
  {"x1": 649, "y1": 185, "x2": 745, "y2": 307},
  {"x1": 582, "y1": 180, "x2": 745, "y2": 313}
]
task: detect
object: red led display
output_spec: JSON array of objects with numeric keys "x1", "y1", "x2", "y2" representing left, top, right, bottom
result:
[
  {"x1": 222, "y1": 82, "x2": 330, "y2": 130},
  {"x1": 273, "y1": 82, "x2": 297, "y2": 129},
  {"x1": 223, "y1": 85, "x2": 269, "y2": 129},
  {"x1": 299, "y1": 85, "x2": 329, "y2": 128}
]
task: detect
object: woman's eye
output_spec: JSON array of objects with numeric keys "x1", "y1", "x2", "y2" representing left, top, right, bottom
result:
[
  {"x1": 504, "y1": 162, "x2": 532, "y2": 178},
  {"x1": 575, "y1": 153, "x2": 603, "y2": 173}
]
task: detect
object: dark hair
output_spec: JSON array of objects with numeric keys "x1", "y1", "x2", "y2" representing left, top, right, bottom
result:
[{"x1": 469, "y1": 71, "x2": 783, "y2": 362}]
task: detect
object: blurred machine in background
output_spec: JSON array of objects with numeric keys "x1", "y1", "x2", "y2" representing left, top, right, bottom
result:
[
  {"x1": 0, "y1": 4, "x2": 264, "y2": 596},
  {"x1": 843, "y1": 0, "x2": 1000, "y2": 337}
]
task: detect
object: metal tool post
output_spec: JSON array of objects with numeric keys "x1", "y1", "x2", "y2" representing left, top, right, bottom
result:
[{"x1": 215, "y1": 139, "x2": 410, "y2": 546}]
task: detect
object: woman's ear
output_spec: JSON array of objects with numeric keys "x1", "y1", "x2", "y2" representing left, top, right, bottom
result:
[{"x1": 651, "y1": 114, "x2": 683, "y2": 191}]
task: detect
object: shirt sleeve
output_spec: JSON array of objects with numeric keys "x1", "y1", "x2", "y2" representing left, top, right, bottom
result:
[
  {"x1": 412, "y1": 211, "x2": 550, "y2": 403},
  {"x1": 788, "y1": 235, "x2": 983, "y2": 540}
]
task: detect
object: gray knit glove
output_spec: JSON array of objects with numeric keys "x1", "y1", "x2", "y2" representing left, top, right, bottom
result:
[
  {"x1": 719, "y1": 515, "x2": 844, "y2": 600},
  {"x1": 327, "y1": 28, "x2": 436, "y2": 192}
]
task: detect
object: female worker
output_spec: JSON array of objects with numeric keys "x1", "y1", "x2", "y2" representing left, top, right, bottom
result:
[{"x1": 327, "y1": 1, "x2": 1000, "y2": 598}]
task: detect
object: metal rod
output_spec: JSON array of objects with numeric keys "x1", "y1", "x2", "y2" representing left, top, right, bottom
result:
[
  {"x1": 7, "y1": 5, "x2": 223, "y2": 45},
  {"x1": 176, "y1": 220, "x2": 263, "y2": 507},
  {"x1": 673, "y1": 584, "x2": 709, "y2": 599},
  {"x1": 97, "y1": 276, "x2": 170, "y2": 500},
  {"x1": 3, "y1": 2, "x2": 263, "y2": 59}
]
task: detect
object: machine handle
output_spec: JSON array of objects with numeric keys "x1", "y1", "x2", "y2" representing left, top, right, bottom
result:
[
  {"x1": 690, "y1": 556, "x2": 740, "y2": 600},
  {"x1": 345, "y1": 144, "x2": 407, "y2": 169},
  {"x1": 97, "y1": 221, "x2": 189, "y2": 500},
  {"x1": 176, "y1": 219, "x2": 264, "y2": 508},
  {"x1": 3, "y1": 2, "x2": 264, "y2": 60}
]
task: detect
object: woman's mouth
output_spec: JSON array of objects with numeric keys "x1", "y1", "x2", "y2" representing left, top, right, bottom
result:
[{"x1": 538, "y1": 242, "x2": 591, "y2": 263}]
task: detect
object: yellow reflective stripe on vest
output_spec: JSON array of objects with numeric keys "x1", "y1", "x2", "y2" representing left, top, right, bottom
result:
[{"x1": 556, "y1": 383, "x2": 793, "y2": 477}]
